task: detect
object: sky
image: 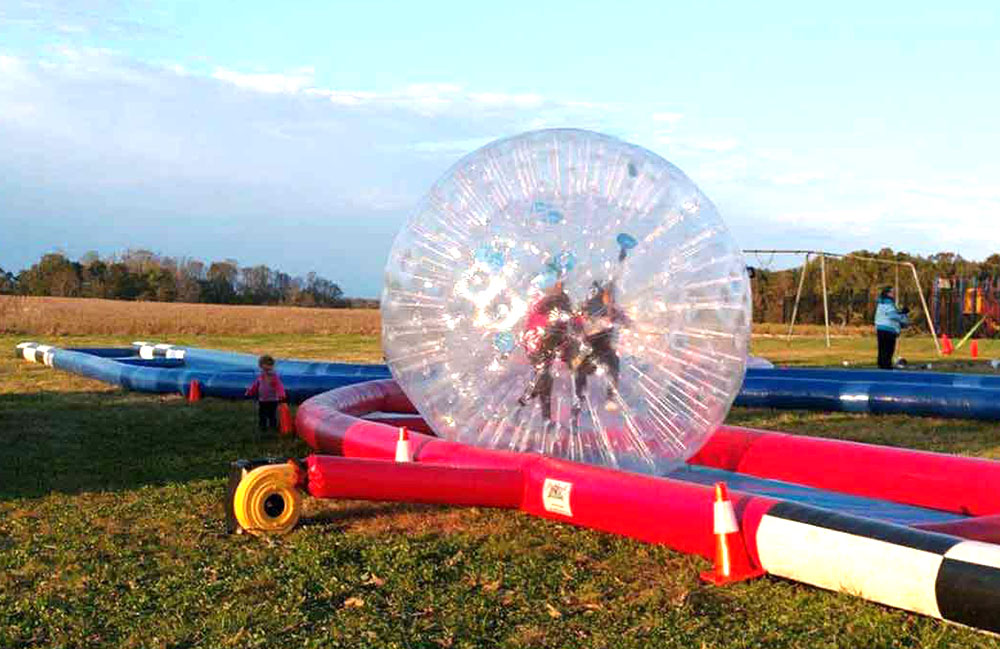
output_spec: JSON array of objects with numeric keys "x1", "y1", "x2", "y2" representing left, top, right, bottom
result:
[{"x1": 1, "y1": 0, "x2": 999, "y2": 296}]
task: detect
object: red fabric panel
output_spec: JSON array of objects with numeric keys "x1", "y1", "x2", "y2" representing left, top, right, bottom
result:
[
  {"x1": 693, "y1": 425, "x2": 1000, "y2": 516},
  {"x1": 306, "y1": 456, "x2": 524, "y2": 509}
]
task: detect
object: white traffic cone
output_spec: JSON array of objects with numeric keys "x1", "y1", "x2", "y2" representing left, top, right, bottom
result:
[
  {"x1": 700, "y1": 481, "x2": 765, "y2": 585},
  {"x1": 395, "y1": 427, "x2": 412, "y2": 463}
]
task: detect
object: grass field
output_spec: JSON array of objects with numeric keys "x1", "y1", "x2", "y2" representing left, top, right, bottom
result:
[{"x1": 3, "y1": 326, "x2": 1000, "y2": 647}]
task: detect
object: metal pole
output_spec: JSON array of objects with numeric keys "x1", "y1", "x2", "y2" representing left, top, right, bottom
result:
[
  {"x1": 787, "y1": 253, "x2": 810, "y2": 343},
  {"x1": 910, "y1": 263, "x2": 941, "y2": 356},
  {"x1": 820, "y1": 253, "x2": 831, "y2": 348},
  {"x1": 895, "y1": 263, "x2": 902, "y2": 360}
]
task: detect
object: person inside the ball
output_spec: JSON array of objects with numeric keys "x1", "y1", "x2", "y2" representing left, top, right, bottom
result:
[
  {"x1": 517, "y1": 279, "x2": 577, "y2": 425},
  {"x1": 572, "y1": 280, "x2": 631, "y2": 413}
]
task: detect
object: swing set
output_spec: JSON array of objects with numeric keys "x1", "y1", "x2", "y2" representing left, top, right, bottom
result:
[{"x1": 744, "y1": 249, "x2": 942, "y2": 355}]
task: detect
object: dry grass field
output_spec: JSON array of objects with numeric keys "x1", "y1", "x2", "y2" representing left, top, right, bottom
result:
[
  {"x1": 4, "y1": 295, "x2": 993, "y2": 370},
  {"x1": 0, "y1": 295, "x2": 380, "y2": 336},
  {"x1": 3, "y1": 295, "x2": 877, "y2": 338}
]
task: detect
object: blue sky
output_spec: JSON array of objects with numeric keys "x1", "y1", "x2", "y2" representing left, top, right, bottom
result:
[{"x1": 2, "y1": 0, "x2": 999, "y2": 296}]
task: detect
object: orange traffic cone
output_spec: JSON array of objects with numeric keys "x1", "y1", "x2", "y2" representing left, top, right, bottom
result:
[
  {"x1": 971, "y1": 340, "x2": 980, "y2": 359},
  {"x1": 700, "y1": 482, "x2": 765, "y2": 585},
  {"x1": 941, "y1": 334, "x2": 954, "y2": 355},
  {"x1": 187, "y1": 379, "x2": 202, "y2": 403},
  {"x1": 278, "y1": 403, "x2": 295, "y2": 435},
  {"x1": 395, "y1": 427, "x2": 412, "y2": 463}
]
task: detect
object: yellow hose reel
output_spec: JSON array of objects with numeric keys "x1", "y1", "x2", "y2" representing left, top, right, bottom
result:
[{"x1": 231, "y1": 462, "x2": 303, "y2": 536}]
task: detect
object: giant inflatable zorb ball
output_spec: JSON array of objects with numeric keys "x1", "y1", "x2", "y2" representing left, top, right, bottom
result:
[{"x1": 382, "y1": 129, "x2": 750, "y2": 474}]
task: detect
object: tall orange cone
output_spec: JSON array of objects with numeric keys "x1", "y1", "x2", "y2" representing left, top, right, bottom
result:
[
  {"x1": 187, "y1": 379, "x2": 202, "y2": 403},
  {"x1": 941, "y1": 334, "x2": 954, "y2": 355},
  {"x1": 278, "y1": 403, "x2": 294, "y2": 435},
  {"x1": 700, "y1": 482, "x2": 765, "y2": 585},
  {"x1": 971, "y1": 340, "x2": 980, "y2": 359},
  {"x1": 395, "y1": 427, "x2": 412, "y2": 463}
]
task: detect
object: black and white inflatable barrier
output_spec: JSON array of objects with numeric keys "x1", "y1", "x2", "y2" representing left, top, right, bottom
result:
[
  {"x1": 131, "y1": 341, "x2": 186, "y2": 360},
  {"x1": 757, "y1": 502, "x2": 1000, "y2": 632},
  {"x1": 15, "y1": 342, "x2": 56, "y2": 366}
]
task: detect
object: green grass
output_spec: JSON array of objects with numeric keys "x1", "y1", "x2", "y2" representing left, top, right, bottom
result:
[
  {"x1": 3, "y1": 333, "x2": 1000, "y2": 648},
  {"x1": 752, "y1": 333, "x2": 1000, "y2": 368}
]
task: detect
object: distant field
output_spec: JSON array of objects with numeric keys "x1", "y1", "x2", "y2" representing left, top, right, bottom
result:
[
  {"x1": 5, "y1": 295, "x2": 996, "y2": 372},
  {"x1": 0, "y1": 295, "x2": 380, "y2": 336},
  {"x1": 0, "y1": 294, "x2": 961, "y2": 342}
]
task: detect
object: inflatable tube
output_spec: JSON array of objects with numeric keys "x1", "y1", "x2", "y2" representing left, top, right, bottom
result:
[
  {"x1": 737, "y1": 375, "x2": 1000, "y2": 419},
  {"x1": 16, "y1": 342, "x2": 389, "y2": 402},
  {"x1": 110, "y1": 343, "x2": 1000, "y2": 425},
  {"x1": 291, "y1": 378, "x2": 1000, "y2": 633},
  {"x1": 130, "y1": 341, "x2": 390, "y2": 378},
  {"x1": 749, "y1": 366, "x2": 1000, "y2": 389},
  {"x1": 20, "y1": 341, "x2": 1000, "y2": 420}
]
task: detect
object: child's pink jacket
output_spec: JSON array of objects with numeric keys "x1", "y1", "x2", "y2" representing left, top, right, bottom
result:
[{"x1": 245, "y1": 371, "x2": 287, "y2": 402}]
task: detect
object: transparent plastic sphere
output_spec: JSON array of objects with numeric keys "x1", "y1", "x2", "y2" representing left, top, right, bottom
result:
[{"x1": 382, "y1": 129, "x2": 751, "y2": 475}]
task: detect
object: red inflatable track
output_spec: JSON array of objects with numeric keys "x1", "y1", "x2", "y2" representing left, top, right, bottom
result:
[
  {"x1": 294, "y1": 379, "x2": 1000, "y2": 633},
  {"x1": 298, "y1": 379, "x2": 1000, "y2": 520},
  {"x1": 298, "y1": 380, "x2": 754, "y2": 560}
]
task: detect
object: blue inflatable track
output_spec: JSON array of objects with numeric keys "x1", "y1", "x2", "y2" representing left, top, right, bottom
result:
[
  {"x1": 737, "y1": 367, "x2": 1000, "y2": 419},
  {"x1": 16, "y1": 341, "x2": 1000, "y2": 419},
  {"x1": 15, "y1": 341, "x2": 389, "y2": 403}
]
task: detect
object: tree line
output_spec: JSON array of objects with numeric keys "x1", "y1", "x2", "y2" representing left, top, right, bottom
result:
[
  {"x1": 749, "y1": 248, "x2": 1000, "y2": 331},
  {"x1": 0, "y1": 250, "x2": 378, "y2": 308},
  {"x1": 4, "y1": 247, "x2": 997, "y2": 324}
]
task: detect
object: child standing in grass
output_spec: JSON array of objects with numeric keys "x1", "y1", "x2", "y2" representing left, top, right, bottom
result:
[{"x1": 245, "y1": 354, "x2": 287, "y2": 430}]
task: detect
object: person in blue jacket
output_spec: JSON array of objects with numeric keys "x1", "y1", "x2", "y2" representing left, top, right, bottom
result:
[{"x1": 875, "y1": 286, "x2": 909, "y2": 369}]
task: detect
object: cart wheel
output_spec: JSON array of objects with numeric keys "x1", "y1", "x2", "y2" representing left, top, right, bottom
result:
[{"x1": 233, "y1": 463, "x2": 302, "y2": 536}]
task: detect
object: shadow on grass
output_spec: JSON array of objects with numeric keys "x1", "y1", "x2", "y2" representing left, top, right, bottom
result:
[
  {"x1": 0, "y1": 389, "x2": 309, "y2": 500},
  {"x1": 301, "y1": 502, "x2": 447, "y2": 527}
]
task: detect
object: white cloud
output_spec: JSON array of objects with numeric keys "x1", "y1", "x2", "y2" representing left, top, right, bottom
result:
[
  {"x1": 684, "y1": 137, "x2": 740, "y2": 153},
  {"x1": 651, "y1": 111, "x2": 683, "y2": 125},
  {"x1": 212, "y1": 66, "x2": 316, "y2": 94},
  {"x1": 0, "y1": 51, "x2": 628, "y2": 294},
  {"x1": 768, "y1": 170, "x2": 826, "y2": 186},
  {"x1": 468, "y1": 91, "x2": 545, "y2": 108},
  {"x1": 403, "y1": 137, "x2": 503, "y2": 154},
  {"x1": 55, "y1": 23, "x2": 87, "y2": 34},
  {"x1": 215, "y1": 72, "x2": 562, "y2": 117},
  {"x1": 3, "y1": 47, "x2": 998, "y2": 296},
  {"x1": 2, "y1": 0, "x2": 169, "y2": 41},
  {"x1": 691, "y1": 154, "x2": 751, "y2": 184},
  {"x1": 306, "y1": 88, "x2": 379, "y2": 105}
]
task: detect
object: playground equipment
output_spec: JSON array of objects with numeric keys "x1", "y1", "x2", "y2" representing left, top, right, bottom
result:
[
  {"x1": 932, "y1": 275, "x2": 1000, "y2": 341},
  {"x1": 744, "y1": 249, "x2": 941, "y2": 353}
]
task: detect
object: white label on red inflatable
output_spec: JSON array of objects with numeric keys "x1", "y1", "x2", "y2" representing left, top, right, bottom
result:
[{"x1": 542, "y1": 478, "x2": 573, "y2": 517}]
